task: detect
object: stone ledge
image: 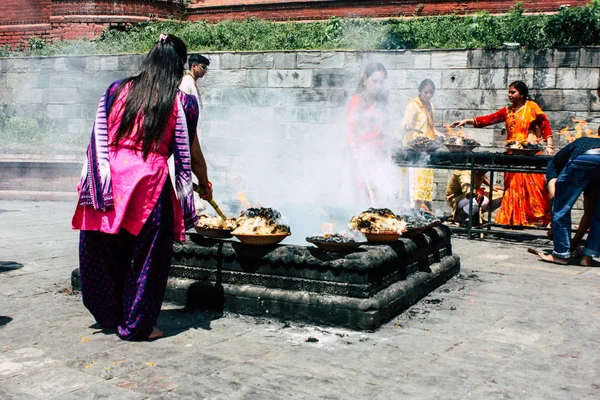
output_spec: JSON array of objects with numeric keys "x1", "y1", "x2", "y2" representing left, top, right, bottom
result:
[{"x1": 165, "y1": 255, "x2": 460, "y2": 331}]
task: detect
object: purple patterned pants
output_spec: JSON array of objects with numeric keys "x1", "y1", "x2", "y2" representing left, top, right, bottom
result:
[{"x1": 79, "y1": 186, "x2": 174, "y2": 340}]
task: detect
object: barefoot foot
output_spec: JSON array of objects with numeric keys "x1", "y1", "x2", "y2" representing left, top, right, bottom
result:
[
  {"x1": 148, "y1": 327, "x2": 163, "y2": 340},
  {"x1": 580, "y1": 255, "x2": 593, "y2": 267},
  {"x1": 538, "y1": 253, "x2": 568, "y2": 265}
]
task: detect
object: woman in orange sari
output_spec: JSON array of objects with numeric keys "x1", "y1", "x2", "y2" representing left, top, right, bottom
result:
[{"x1": 451, "y1": 81, "x2": 554, "y2": 227}]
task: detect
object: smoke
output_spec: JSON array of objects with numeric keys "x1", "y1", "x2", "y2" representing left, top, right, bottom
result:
[{"x1": 201, "y1": 106, "x2": 418, "y2": 245}]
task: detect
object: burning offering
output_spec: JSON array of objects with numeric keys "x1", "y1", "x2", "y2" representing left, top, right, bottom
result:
[
  {"x1": 505, "y1": 140, "x2": 544, "y2": 155},
  {"x1": 305, "y1": 233, "x2": 364, "y2": 252},
  {"x1": 398, "y1": 209, "x2": 441, "y2": 236},
  {"x1": 348, "y1": 208, "x2": 407, "y2": 243},
  {"x1": 195, "y1": 213, "x2": 237, "y2": 238},
  {"x1": 443, "y1": 126, "x2": 480, "y2": 152},
  {"x1": 407, "y1": 136, "x2": 442, "y2": 153},
  {"x1": 232, "y1": 207, "x2": 291, "y2": 245}
]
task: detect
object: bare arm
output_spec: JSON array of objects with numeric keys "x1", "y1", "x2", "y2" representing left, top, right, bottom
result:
[{"x1": 190, "y1": 135, "x2": 212, "y2": 200}]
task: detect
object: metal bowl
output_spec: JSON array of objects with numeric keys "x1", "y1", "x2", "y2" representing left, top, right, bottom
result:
[
  {"x1": 194, "y1": 226, "x2": 233, "y2": 238},
  {"x1": 234, "y1": 233, "x2": 290, "y2": 245},
  {"x1": 363, "y1": 231, "x2": 402, "y2": 243},
  {"x1": 444, "y1": 144, "x2": 479, "y2": 153},
  {"x1": 505, "y1": 147, "x2": 542, "y2": 156}
]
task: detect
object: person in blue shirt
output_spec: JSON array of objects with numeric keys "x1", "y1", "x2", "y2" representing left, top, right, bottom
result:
[{"x1": 539, "y1": 137, "x2": 600, "y2": 266}]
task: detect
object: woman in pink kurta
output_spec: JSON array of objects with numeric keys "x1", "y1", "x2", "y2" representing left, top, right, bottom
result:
[{"x1": 72, "y1": 34, "x2": 212, "y2": 341}]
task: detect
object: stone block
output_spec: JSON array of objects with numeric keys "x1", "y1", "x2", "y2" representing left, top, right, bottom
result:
[
  {"x1": 40, "y1": 57, "x2": 56, "y2": 72},
  {"x1": 0, "y1": 59, "x2": 6, "y2": 73},
  {"x1": 200, "y1": 88, "x2": 223, "y2": 105},
  {"x1": 547, "y1": 49, "x2": 580, "y2": 68},
  {"x1": 49, "y1": 70, "x2": 86, "y2": 88},
  {"x1": 100, "y1": 56, "x2": 119, "y2": 71},
  {"x1": 441, "y1": 70, "x2": 479, "y2": 89},
  {"x1": 246, "y1": 70, "x2": 268, "y2": 87},
  {"x1": 268, "y1": 70, "x2": 312, "y2": 88},
  {"x1": 68, "y1": 118, "x2": 87, "y2": 134},
  {"x1": 533, "y1": 90, "x2": 565, "y2": 111},
  {"x1": 7, "y1": 72, "x2": 46, "y2": 89},
  {"x1": 479, "y1": 68, "x2": 507, "y2": 90},
  {"x1": 69, "y1": 57, "x2": 87, "y2": 70},
  {"x1": 27, "y1": 58, "x2": 41, "y2": 72},
  {"x1": 320, "y1": 52, "x2": 345, "y2": 69},
  {"x1": 394, "y1": 52, "x2": 415, "y2": 68},
  {"x1": 230, "y1": 106, "x2": 274, "y2": 122},
  {"x1": 220, "y1": 88, "x2": 285, "y2": 107},
  {"x1": 204, "y1": 70, "x2": 246, "y2": 87},
  {"x1": 14, "y1": 89, "x2": 45, "y2": 104},
  {"x1": 591, "y1": 90, "x2": 600, "y2": 112},
  {"x1": 344, "y1": 52, "x2": 360, "y2": 68},
  {"x1": 273, "y1": 52, "x2": 296, "y2": 69},
  {"x1": 86, "y1": 56, "x2": 101, "y2": 71},
  {"x1": 273, "y1": 107, "x2": 297, "y2": 122},
  {"x1": 0, "y1": 89, "x2": 13, "y2": 103},
  {"x1": 549, "y1": 111, "x2": 578, "y2": 129},
  {"x1": 51, "y1": 118, "x2": 69, "y2": 134},
  {"x1": 7, "y1": 58, "x2": 27, "y2": 72},
  {"x1": 507, "y1": 68, "x2": 534, "y2": 86},
  {"x1": 47, "y1": 104, "x2": 64, "y2": 119},
  {"x1": 201, "y1": 120, "x2": 231, "y2": 139},
  {"x1": 220, "y1": 53, "x2": 241, "y2": 69},
  {"x1": 241, "y1": 53, "x2": 274, "y2": 69},
  {"x1": 55, "y1": 57, "x2": 70, "y2": 71},
  {"x1": 579, "y1": 48, "x2": 600, "y2": 68},
  {"x1": 403, "y1": 70, "x2": 443, "y2": 91},
  {"x1": 296, "y1": 107, "x2": 333, "y2": 124},
  {"x1": 468, "y1": 49, "x2": 532, "y2": 68},
  {"x1": 435, "y1": 89, "x2": 491, "y2": 110},
  {"x1": 556, "y1": 68, "x2": 599, "y2": 89},
  {"x1": 312, "y1": 69, "x2": 358, "y2": 89},
  {"x1": 367, "y1": 52, "x2": 400, "y2": 70},
  {"x1": 77, "y1": 87, "x2": 104, "y2": 105},
  {"x1": 63, "y1": 104, "x2": 82, "y2": 119},
  {"x1": 413, "y1": 52, "x2": 432, "y2": 69},
  {"x1": 0, "y1": 73, "x2": 5, "y2": 89},
  {"x1": 563, "y1": 90, "x2": 591, "y2": 112},
  {"x1": 201, "y1": 53, "x2": 220, "y2": 70},
  {"x1": 431, "y1": 51, "x2": 468, "y2": 69},
  {"x1": 116, "y1": 55, "x2": 136, "y2": 71},
  {"x1": 533, "y1": 68, "x2": 557, "y2": 89},
  {"x1": 296, "y1": 52, "x2": 321, "y2": 68}
]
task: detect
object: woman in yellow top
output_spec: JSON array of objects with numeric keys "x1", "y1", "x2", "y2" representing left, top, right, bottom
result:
[{"x1": 402, "y1": 79, "x2": 441, "y2": 212}]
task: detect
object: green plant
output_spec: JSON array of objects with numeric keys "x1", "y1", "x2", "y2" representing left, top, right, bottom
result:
[
  {"x1": 0, "y1": 116, "x2": 46, "y2": 144},
  {"x1": 27, "y1": 36, "x2": 45, "y2": 50}
]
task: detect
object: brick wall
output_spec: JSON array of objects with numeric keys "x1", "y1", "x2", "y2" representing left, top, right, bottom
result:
[{"x1": 0, "y1": 0, "x2": 181, "y2": 50}]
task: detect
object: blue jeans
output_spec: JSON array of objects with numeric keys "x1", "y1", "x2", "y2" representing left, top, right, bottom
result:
[{"x1": 552, "y1": 154, "x2": 600, "y2": 258}]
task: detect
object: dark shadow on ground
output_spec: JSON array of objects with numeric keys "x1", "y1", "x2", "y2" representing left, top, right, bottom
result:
[
  {"x1": 158, "y1": 308, "x2": 222, "y2": 338},
  {"x1": 0, "y1": 316, "x2": 13, "y2": 327},
  {"x1": 0, "y1": 261, "x2": 24, "y2": 273}
]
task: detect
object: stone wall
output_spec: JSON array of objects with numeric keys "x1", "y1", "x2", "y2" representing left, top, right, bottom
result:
[{"x1": 1, "y1": 48, "x2": 599, "y2": 209}]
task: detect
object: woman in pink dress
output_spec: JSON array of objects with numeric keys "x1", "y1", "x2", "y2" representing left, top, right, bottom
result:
[{"x1": 72, "y1": 34, "x2": 212, "y2": 341}]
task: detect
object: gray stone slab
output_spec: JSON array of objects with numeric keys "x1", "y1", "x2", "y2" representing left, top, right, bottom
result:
[
  {"x1": 203, "y1": 70, "x2": 246, "y2": 87},
  {"x1": 320, "y1": 52, "x2": 345, "y2": 69},
  {"x1": 245, "y1": 69, "x2": 268, "y2": 87},
  {"x1": 267, "y1": 70, "x2": 312, "y2": 88},
  {"x1": 441, "y1": 69, "x2": 479, "y2": 89},
  {"x1": 220, "y1": 53, "x2": 241, "y2": 70},
  {"x1": 296, "y1": 52, "x2": 321, "y2": 68},
  {"x1": 241, "y1": 53, "x2": 274, "y2": 69},
  {"x1": 273, "y1": 52, "x2": 296, "y2": 69},
  {"x1": 556, "y1": 67, "x2": 599, "y2": 89},
  {"x1": 100, "y1": 56, "x2": 119, "y2": 71},
  {"x1": 312, "y1": 68, "x2": 358, "y2": 89},
  {"x1": 579, "y1": 47, "x2": 600, "y2": 67},
  {"x1": 431, "y1": 51, "x2": 468, "y2": 69},
  {"x1": 533, "y1": 67, "x2": 557, "y2": 89}
]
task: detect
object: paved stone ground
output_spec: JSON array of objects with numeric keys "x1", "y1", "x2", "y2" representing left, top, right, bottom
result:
[{"x1": 1, "y1": 200, "x2": 599, "y2": 399}]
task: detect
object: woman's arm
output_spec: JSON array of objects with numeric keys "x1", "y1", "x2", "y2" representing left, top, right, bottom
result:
[
  {"x1": 451, "y1": 108, "x2": 507, "y2": 128},
  {"x1": 190, "y1": 135, "x2": 212, "y2": 200},
  {"x1": 536, "y1": 112, "x2": 554, "y2": 155}
]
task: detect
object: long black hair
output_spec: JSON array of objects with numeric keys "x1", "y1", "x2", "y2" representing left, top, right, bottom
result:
[
  {"x1": 112, "y1": 34, "x2": 187, "y2": 158},
  {"x1": 509, "y1": 80, "x2": 529, "y2": 100},
  {"x1": 355, "y1": 62, "x2": 388, "y2": 107}
]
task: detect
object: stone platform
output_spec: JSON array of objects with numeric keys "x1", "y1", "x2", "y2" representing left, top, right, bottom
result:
[{"x1": 166, "y1": 224, "x2": 460, "y2": 330}]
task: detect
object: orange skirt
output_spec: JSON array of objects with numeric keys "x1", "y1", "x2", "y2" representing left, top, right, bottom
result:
[{"x1": 495, "y1": 172, "x2": 551, "y2": 227}]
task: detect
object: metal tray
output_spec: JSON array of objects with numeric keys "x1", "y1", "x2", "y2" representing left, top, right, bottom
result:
[
  {"x1": 194, "y1": 226, "x2": 233, "y2": 238},
  {"x1": 234, "y1": 233, "x2": 290, "y2": 245}
]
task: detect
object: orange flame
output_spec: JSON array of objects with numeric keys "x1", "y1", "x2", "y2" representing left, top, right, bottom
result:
[
  {"x1": 237, "y1": 191, "x2": 251, "y2": 209},
  {"x1": 320, "y1": 221, "x2": 336, "y2": 237},
  {"x1": 557, "y1": 119, "x2": 600, "y2": 143}
]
